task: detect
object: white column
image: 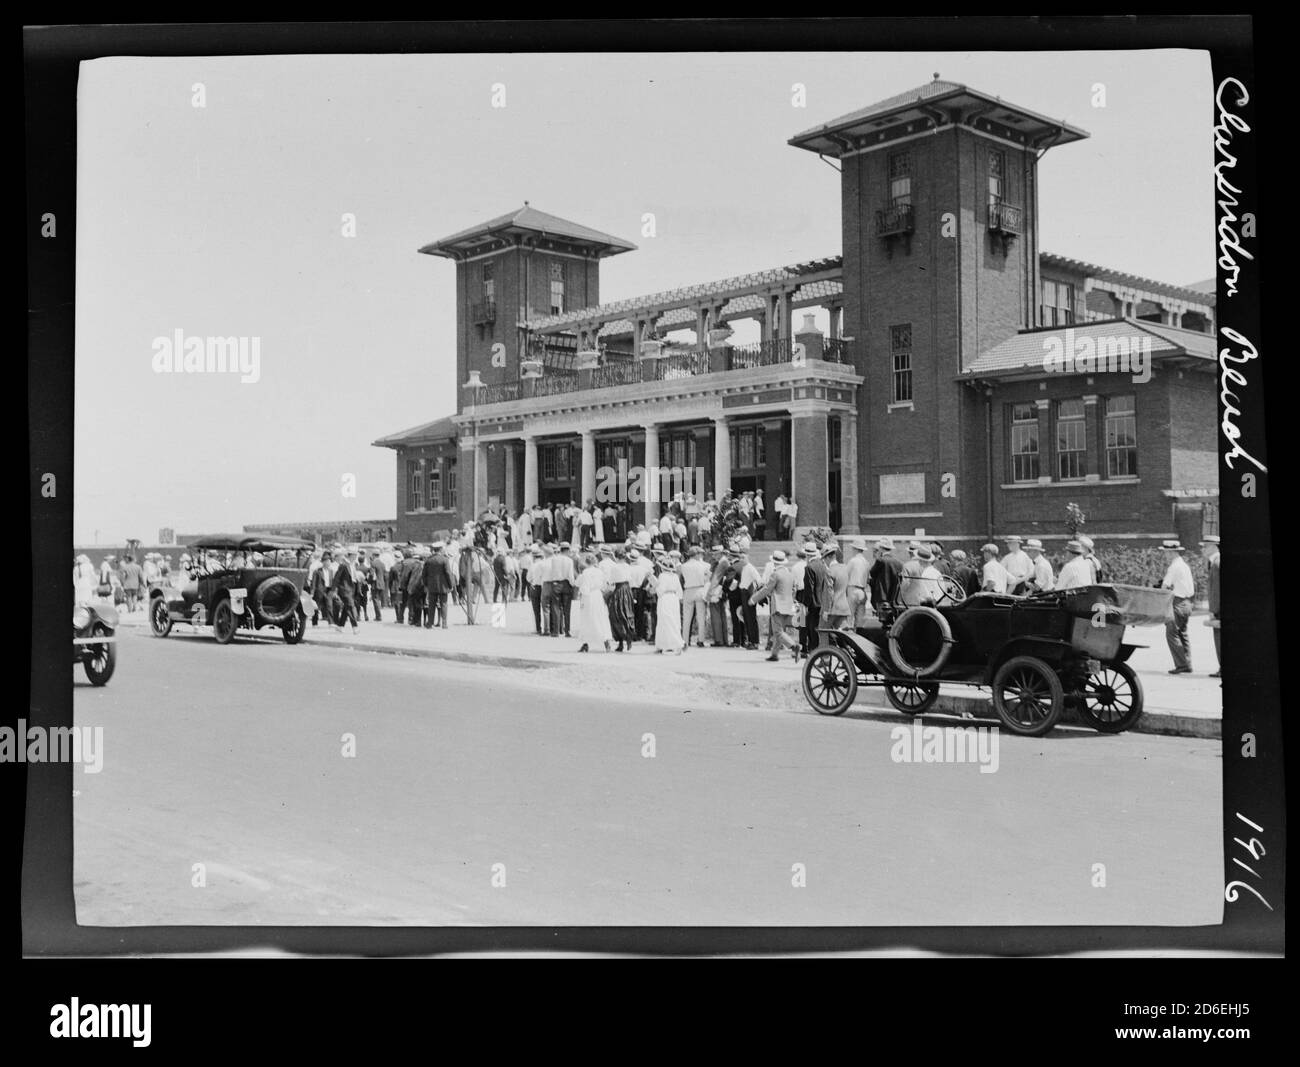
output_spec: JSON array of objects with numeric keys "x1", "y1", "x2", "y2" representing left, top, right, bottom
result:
[
  {"x1": 581, "y1": 429, "x2": 597, "y2": 504},
  {"x1": 523, "y1": 435, "x2": 538, "y2": 509},
  {"x1": 839, "y1": 413, "x2": 859, "y2": 534},
  {"x1": 643, "y1": 423, "x2": 661, "y2": 525},
  {"x1": 713, "y1": 415, "x2": 731, "y2": 499},
  {"x1": 504, "y1": 442, "x2": 518, "y2": 512}
]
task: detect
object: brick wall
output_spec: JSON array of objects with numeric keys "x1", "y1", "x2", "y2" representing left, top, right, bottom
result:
[{"x1": 842, "y1": 126, "x2": 1035, "y2": 538}]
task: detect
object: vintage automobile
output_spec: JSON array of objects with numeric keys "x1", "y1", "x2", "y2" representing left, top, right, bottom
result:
[
  {"x1": 74, "y1": 600, "x2": 118, "y2": 685},
  {"x1": 148, "y1": 534, "x2": 316, "y2": 645},
  {"x1": 801, "y1": 578, "x2": 1171, "y2": 737}
]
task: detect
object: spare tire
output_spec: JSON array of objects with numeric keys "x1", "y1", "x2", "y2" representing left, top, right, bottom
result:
[
  {"x1": 253, "y1": 576, "x2": 300, "y2": 624},
  {"x1": 888, "y1": 606, "x2": 954, "y2": 678}
]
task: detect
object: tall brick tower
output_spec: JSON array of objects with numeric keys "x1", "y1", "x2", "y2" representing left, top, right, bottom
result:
[
  {"x1": 790, "y1": 78, "x2": 1088, "y2": 538},
  {"x1": 418, "y1": 204, "x2": 637, "y2": 414}
]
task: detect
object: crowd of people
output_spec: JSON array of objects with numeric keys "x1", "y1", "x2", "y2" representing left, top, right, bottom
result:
[{"x1": 74, "y1": 514, "x2": 1221, "y2": 680}]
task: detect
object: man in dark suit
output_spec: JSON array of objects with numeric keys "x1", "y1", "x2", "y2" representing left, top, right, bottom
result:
[
  {"x1": 949, "y1": 549, "x2": 981, "y2": 599},
  {"x1": 868, "y1": 537, "x2": 905, "y2": 617},
  {"x1": 331, "y1": 550, "x2": 361, "y2": 633},
  {"x1": 390, "y1": 549, "x2": 406, "y2": 623},
  {"x1": 799, "y1": 542, "x2": 827, "y2": 654},
  {"x1": 401, "y1": 550, "x2": 425, "y2": 627},
  {"x1": 309, "y1": 551, "x2": 336, "y2": 629},
  {"x1": 422, "y1": 542, "x2": 456, "y2": 629}
]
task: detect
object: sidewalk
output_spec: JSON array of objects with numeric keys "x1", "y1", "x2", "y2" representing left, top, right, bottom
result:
[{"x1": 119, "y1": 598, "x2": 1222, "y2": 738}]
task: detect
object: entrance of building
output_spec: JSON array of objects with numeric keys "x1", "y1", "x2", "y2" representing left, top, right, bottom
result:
[
  {"x1": 730, "y1": 474, "x2": 772, "y2": 539},
  {"x1": 828, "y1": 470, "x2": 842, "y2": 532}
]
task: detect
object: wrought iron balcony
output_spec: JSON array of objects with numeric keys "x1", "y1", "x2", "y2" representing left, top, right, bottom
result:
[
  {"x1": 875, "y1": 201, "x2": 915, "y2": 237},
  {"x1": 987, "y1": 201, "x2": 1022, "y2": 235},
  {"x1": 466, "y1": 337, "x2": 852, "y2": 408},
  {"x1": 470, "y1": 299, "x2": 497, "y2": 325}
]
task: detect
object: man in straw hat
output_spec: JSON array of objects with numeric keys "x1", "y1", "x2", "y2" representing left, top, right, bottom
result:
[
  {"x1": 1056, "y1": 540, "x2": 1092, "y2": 590},
  {"x1": 1160, "y1": 540, "x2": 1195, "y2": 674}
]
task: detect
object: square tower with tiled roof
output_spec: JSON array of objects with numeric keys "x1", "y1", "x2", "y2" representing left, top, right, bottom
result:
[
  {"x1": 790, "y1": 76, "x2": 1088, "y2": 537},
  {"x1": 418, "y1": 204, "x2": 636, "y2": 414}
]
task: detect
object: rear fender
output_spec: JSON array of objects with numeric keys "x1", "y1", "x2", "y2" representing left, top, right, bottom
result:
[
  {"x1": 989, "y1": 637, "x2": 1073, "y2": 680},
  {"x1": 1116, "y1": 642, "x2": 1144, "y2": 663}
]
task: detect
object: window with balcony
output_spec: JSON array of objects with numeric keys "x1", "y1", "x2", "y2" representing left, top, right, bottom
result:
[
  {"x1": 409, "y1": 458, "x2": 425, "y2": 511},
  {"x1": 1056, "y1": 398, "x2": 1086, "y2": 480},
  {"x1": 549, "y1": 261, "x2": 565, "y2": 316},
  {"x1": 1010, "y1": 403, "x2": 1040, "y2": 482},
  {"x1": 890, "y1": 324, "x2": 913, "y2": 404},
  {"x1": 1041, "y1": 280, "x2": 1076, "y2": 326},
  {"x1": 829, "y1": 417, "x2": 842, "y2": 463},
  {"x1": 473, "y1": 262, "x2": 497, "y2": 325},
  {"x1": 1105, "y1": 395, "x2": 1138, "y2": 477},
  {"x1": 988, "y1": 149, "x2": 1004, "y2": 208},
  {"x1": 889, "y1": 151, "x2": 912, "y2": 206}
]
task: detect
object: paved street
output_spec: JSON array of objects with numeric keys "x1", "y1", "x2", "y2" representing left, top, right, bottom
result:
[{"x1": 74, "y1": 628, "x2": 1222, "y2": 927}]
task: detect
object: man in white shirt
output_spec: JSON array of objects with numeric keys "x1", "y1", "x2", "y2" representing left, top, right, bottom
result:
[
  {"x1": 844, "y1": 538, "x2": 870, "y2": 626},
  {"x1": 902, "y1": 545, "x2": 944, "y2": 605},
  {"x1": 1056, "y1": 540, "x2": 1092, "y2": 589},
  {"x1": 534, "y1": 545, "x2": 555, "y2": 636},
  {"x1": 1024, "y1": 538, "x2": 1055, "y2": 594},
  {"x1": 1160, "y1": 540, "x2": 1195, "y2": 674},
  {"x1": 679, "y1": 546, "x2": 711, "y2": 649},
  {"x1": 980, "y1": 543, "x2": 1009, "y2": 594},
  {"x1": 783, "y1": 497, "x2": 798, "y2": 538},
  {"x1": 1002, "y1": 535, "x2": 1033, "y2": 595}
]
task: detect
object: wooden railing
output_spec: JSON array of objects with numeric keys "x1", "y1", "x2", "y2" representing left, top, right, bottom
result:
[{"x1": 469, "y1": 338, "x2": 852, "y2": 407}]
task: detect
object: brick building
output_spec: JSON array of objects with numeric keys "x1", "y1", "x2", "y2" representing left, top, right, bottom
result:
[{"x1": 375, "y1": 78, "x2": 1217, "y2": 547}]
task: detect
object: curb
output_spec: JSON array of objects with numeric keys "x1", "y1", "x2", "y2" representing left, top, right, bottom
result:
[
  {"x1": 317, "y1": 636, "x2": 1223, "y2": 738},
  {"x1": 120, "y1": 618, "x2": 1221, "y2": 739},
  {"x1": 853, "y1": 690, "x2": 1220, "y2": 740}
]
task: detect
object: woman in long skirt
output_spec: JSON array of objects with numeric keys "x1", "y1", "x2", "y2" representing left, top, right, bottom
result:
[
  {"x1": 606, "y1": 549, "x2": 637, "y2": 652},
  {"x1": 574, "y1": 554, "x2": 613, "y2": 652},
  {"x1": 655, "y1": 562, "x2": 685, "y2": 654}
]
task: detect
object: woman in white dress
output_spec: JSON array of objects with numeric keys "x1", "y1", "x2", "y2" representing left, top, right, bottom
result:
[
  {"x1": 73, "y1": 554, "x2": 97, "y2": 606},
  {"x1": 574, "y1": 553, "x2": 614, "y2": 653},
  {"x1": 654, "y1": 562, "x2": 685, "y2": 654}
]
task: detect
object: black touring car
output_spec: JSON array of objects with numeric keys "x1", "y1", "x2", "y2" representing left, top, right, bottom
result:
[
  {"x1": 148, "y1": 534, "x2": 316, "y2": 645},
  {"x1": 801, "y1": 578, "x2": 1172, "y2": 737}
]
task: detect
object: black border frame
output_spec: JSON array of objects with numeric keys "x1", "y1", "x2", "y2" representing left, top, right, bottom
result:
[{"x1": 22, "y1": 17, "x2": 1280, "y2": 965}]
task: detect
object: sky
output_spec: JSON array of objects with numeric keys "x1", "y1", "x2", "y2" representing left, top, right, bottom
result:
[{"x1": 73, "y1": 49, "x2": 1213, "y2": 544}]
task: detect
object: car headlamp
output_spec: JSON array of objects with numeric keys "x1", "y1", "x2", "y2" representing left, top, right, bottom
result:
[{"x1": 73, "y1": 606, "x2": 91, "y2": 630}]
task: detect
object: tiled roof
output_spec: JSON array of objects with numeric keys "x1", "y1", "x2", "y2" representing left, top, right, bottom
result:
[
  {"x1": 419, "y1": 205, "x2": 636, "y2": 257},
  {"x1": 1040, "y1": 253, "x2": 1216, "y2": 306},
  {"x1": 790, "y1": 79, "x2": 967, "y2": 142},
  {"x1": 964, "y1": 318, "x2": 1215, "y2": 377},
  {"x1": 371, "y1": 413, "x2": 458, "y2": 448},
  {"x1": 521, "y1": 256, "x2": 843, "y2": 332}
]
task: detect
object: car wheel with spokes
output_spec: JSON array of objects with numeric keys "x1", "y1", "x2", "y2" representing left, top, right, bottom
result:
[
  {"x1": 1078, "y1": 661, "x2": 1144, "y2": 733},
  {"x1": 149, "y1": 596, "x2": 172, "y2": 637},
  {"x1": 282, "y1": 609, "x2": 306, "y2": 645},
  {"x1": 801, "y1": 646, "x2": 858, "y2": 716},
  {"x1": 884, "y1": 680, "x2": 940, "y2": 715},
  {"x1": 212, "y1": 600, "x2": 238, "y2": 645},
  {"x1": 83, "y1": 624, "x2": 116, "y2": 686},
  {"x1": 992, "y1": 655, "x2": 1064, "y2": 737}
]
